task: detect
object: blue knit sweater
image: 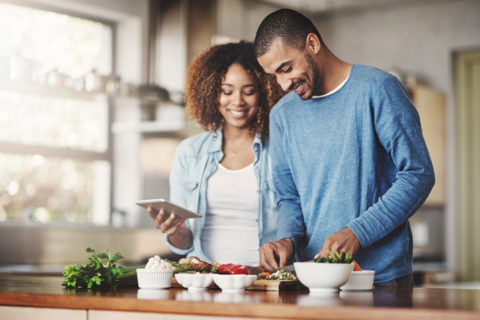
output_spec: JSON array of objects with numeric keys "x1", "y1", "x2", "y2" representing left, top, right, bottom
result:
[{"x1": 270, "y1": 64, "x2": 435, "y2": 283}]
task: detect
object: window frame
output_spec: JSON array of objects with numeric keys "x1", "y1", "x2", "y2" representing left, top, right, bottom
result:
[{"x1": 0, "y1": 0, "x2": 117, "y2": 225}]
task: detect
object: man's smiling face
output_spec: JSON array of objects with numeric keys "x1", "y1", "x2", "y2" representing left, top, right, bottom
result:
[{"x1": 257, "y1": 38, "x2": 322, "y2": 100}]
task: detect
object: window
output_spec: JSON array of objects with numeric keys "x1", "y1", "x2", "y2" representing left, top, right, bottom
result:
[{"x1": 0, "y1": 2, "x2": 114, "y2": 224}]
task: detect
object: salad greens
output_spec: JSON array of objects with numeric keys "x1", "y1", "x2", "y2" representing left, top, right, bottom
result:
[
  {"x1": 62, "y1": 247, "x2": 125, "y2": 289},
  {"x1": 314, "y1": 250, "x2": 353, "y2": 264}
]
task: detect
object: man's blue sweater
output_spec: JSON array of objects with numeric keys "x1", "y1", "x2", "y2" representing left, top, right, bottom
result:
[{"x1": 270, "y1": 64, "x2": 435, "y2": 283}]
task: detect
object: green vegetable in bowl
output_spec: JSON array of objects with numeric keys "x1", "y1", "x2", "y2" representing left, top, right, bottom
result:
[
  {"x1": 62, "y1": 247, "x2": 125, "y2": 289},
  {"x1": 314, "y1": 250, "x2": 353, "y2": 264}
]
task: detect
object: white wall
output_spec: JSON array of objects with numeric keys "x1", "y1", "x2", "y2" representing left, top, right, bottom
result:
[{"x1": 155, "y1": 0, "x2": 188, "y2": 92}]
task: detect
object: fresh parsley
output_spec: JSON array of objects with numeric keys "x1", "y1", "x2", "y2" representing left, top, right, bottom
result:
[{"x1": 62, "y1": 247, "x2": 125, "y2": 289}]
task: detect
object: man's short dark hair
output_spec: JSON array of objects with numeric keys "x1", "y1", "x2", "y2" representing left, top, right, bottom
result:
[{"x1": 254, "y1": 9, "x2": 323, "y2": 57}]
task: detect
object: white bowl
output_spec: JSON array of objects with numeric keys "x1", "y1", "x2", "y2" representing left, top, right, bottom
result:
[
  {"x1": 174, "y1": 273, "x2": 213, "y2": 291},
  {"x1": 294, "y1": 262, "x2": 354, "y2": 294},
  {"x1": 211, "y1": 274, "x2": 257, "y2": 292},
  {"x1": 340, "y1": 270, "x2": 375, "y2": 291},
  {"x1": 136, "y1": 269, "x2": 173, "y2": 289}
]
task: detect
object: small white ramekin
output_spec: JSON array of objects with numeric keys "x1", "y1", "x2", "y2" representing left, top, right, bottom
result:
[
  {"x1": 136, "y1": 268, "x2": 173, "y2": 289},
  {"x1": 340, "y1": 270, "x2": 375, "y2": 291}
]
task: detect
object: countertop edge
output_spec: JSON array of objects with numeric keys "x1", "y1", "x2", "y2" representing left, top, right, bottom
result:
[{"x1": 1, "y1": 291, "x2": 479, "y2": 320}]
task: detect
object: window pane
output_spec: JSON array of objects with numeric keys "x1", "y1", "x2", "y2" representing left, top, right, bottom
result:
[
  {"x1": 0, "y1": 3, "x2": 112, "y2": 77},
  {"x1": 0, "y1": 154, "x2": 110, "y2": 224},
  {"x1": 0, "y1": 3, "x2": 113, "y2": 225},
  {"x1": 0, "y1": 91, "x2": 108, "y2": 151}
]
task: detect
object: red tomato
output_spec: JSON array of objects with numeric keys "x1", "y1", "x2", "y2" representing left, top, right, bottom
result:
[{"x1": 218, "y1": 263, "x2": 248, "y2": 274}]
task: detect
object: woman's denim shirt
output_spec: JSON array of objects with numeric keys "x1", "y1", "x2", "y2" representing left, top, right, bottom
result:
[{"x1": 164, "y1": 129, "x2": 278, "y2": 262}]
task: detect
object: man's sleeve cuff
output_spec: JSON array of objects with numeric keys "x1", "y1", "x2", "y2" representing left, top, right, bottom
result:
[{"x1": 346, "y1": 220, "x2": 370, "y2": 248}]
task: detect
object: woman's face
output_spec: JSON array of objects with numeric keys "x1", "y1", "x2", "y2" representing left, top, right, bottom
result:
[{"x1": 218, "y1": 63, "x2": 259, "y2": 131}]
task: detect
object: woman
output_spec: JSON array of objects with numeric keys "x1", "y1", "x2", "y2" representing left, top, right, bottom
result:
[{"x1": 148, "y1": 41, "x2": 282, "y2": 266}]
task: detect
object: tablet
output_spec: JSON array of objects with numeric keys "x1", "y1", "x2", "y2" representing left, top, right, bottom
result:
[{"x1": 136, "y1": 199, "x2": 201, "y2": 219}]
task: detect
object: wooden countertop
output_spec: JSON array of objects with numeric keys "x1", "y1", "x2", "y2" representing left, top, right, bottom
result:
[{"x1": 1, "y1": 275, "x2": 480, "y2": 320}]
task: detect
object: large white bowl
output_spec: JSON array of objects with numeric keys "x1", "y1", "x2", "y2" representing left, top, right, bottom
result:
[
  {"x1": 211, "y1": 274, "x2": 257, "y2": 292},
  {"x1": 174, "y1": 273, "x2": 213, "y2": 291},
  {"x1": 340, "y1": 270, "x2": 375, "y2": 291},
  {"x1": 136, "y1": 269, "x2": 173, "y2": 289},
  {"x1": 294, "y1": 262, "x2": 354, "y2": 294}
]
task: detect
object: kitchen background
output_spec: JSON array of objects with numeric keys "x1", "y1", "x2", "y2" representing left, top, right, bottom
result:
[{"x1": 0, "y1": 0, "x2": 479, "y2": 286}]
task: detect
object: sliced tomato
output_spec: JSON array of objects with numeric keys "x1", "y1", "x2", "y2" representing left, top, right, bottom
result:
[{"x1": 218, "y1": 263, "x2": 248, "y2": 274}]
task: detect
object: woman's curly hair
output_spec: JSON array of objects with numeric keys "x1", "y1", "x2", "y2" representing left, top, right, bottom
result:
[{"x1": 185, "y1": 41, "x2": 283, "y2": 142}]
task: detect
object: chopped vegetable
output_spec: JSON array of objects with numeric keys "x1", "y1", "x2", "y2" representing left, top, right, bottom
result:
[
  {"x1": 164, "y1": 259, "x2": 194, "y2": 273},
  {"x1": 314, "y1": 250, "x2": 353, "y2": 264},
  {"x1": 258, "y1": 268, "x2": 296, "y2": 280},
  {"x1": 352, "y1": 260, "x2": 362, "y2": 271},
  {"x1": 62, "y1": 247, "x2": 124, "y2": 289},
  {"x1": 167, "y1": 257, "x2": 216, "y2": 273},
  {"x1": 218, "y1": 263, "x2": 248, "y2": 275}
]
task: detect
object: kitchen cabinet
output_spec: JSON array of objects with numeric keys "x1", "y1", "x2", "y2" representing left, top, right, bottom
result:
[
  {"x1": 0, "y1": 306, "x2": 85, "y2": 320},
  {"x1": 407, "y1": 85, "x2": 446, "y2": 206},
  {"x1": 89, "y1": 310, "x2": 247, "y2": 320}
]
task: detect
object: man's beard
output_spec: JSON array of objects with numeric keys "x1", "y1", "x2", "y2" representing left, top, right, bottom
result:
[{"x1": 305, "y1": 52, "x2": 322, "y2": 97}]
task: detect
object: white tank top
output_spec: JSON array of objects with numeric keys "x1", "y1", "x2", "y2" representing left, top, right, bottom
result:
[{"x1": 201, "y1": 163, "x2": 259, "y2": 265}]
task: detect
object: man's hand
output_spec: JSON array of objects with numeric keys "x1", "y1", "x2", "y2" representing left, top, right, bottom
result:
[
  {"x1": 259, "y1": 238, "x2": 293, "y2": 271},
  {"x1": 314, "y1": 227, "x2": 360, "y2": 259}
]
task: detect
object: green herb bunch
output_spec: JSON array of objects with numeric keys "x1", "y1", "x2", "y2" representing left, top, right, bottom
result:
[
  {"x1": 62, "y1": 247, "x2": 125, "y2": 289},
  {"x1": 314, "y1": 250, "x2": 353, "y2": 264}
]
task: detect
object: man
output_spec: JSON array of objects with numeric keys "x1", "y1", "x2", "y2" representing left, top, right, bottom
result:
[{"x1": 254, "y1": 9, "x2": 435, "y2": 287}]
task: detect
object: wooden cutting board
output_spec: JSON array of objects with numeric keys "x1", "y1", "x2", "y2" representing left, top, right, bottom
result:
[
  {"x1": 247, "y1": 279, "x2": 305, "y2": 291},
  {"x1": 171, "y1": 277, "x2": 305, "y2": 291}
]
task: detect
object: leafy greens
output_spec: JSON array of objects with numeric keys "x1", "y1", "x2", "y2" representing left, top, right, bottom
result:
[
  {"x1": 314, "y1": 250, "x2": 353, "y2": 264},
  {"x1": 62, "y1": 247, "x2": 125, "y2": 289}
]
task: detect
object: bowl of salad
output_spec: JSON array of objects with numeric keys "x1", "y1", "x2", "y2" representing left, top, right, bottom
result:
[{"x1": 294, "y1": 251, "x2": 354, "y2": 294}]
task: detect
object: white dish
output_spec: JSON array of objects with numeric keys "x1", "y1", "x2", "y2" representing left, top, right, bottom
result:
[
  {"x1": 174, "y1": 272, "x2": 213, "y2": 291},
  {"x1": 211, "y1": 274, "x2": 257, "y2": 292},
  {"x1": 294, "y1": 261, "x2": 353, "y2": 294},
  {"x1": 136, "y1": 268, "x2": 173, "y2": 289},
  {"x1": 340, "y1": 270, "x2": 375, "y2": 291}
]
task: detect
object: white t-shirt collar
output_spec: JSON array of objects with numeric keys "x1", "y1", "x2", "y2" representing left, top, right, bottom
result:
[{"x1": 311, "y1": 74, "x2": 350, "y2": 99}]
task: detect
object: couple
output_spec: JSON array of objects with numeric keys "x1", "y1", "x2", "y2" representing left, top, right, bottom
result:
[{"x1": 148, "y1": 9, "x2": 435, "y2": 288}]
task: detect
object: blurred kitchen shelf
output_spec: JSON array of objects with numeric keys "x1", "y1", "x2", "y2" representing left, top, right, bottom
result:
[
  {"x1": 111, "y1": 120, "x2": 185, "y2": 134},
  {"x1": 0, "y1": 264, "x2": 64, "y2": 276},
  {"x1": 413, "y1": 261, "x2": 447, "y2": 272},
  {"x1": 0, "y1": 78, "x2": 100, "y2": 101}
]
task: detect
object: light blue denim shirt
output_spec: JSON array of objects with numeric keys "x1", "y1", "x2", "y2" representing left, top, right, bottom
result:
[{"x1": 164, "y1": 129, "x2": 277, "y2": 262}]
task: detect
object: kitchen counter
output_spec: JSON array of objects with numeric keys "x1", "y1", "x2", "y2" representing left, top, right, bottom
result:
[{"x1": 1, "y1": 274, "x2": 480, "y2": 320}]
